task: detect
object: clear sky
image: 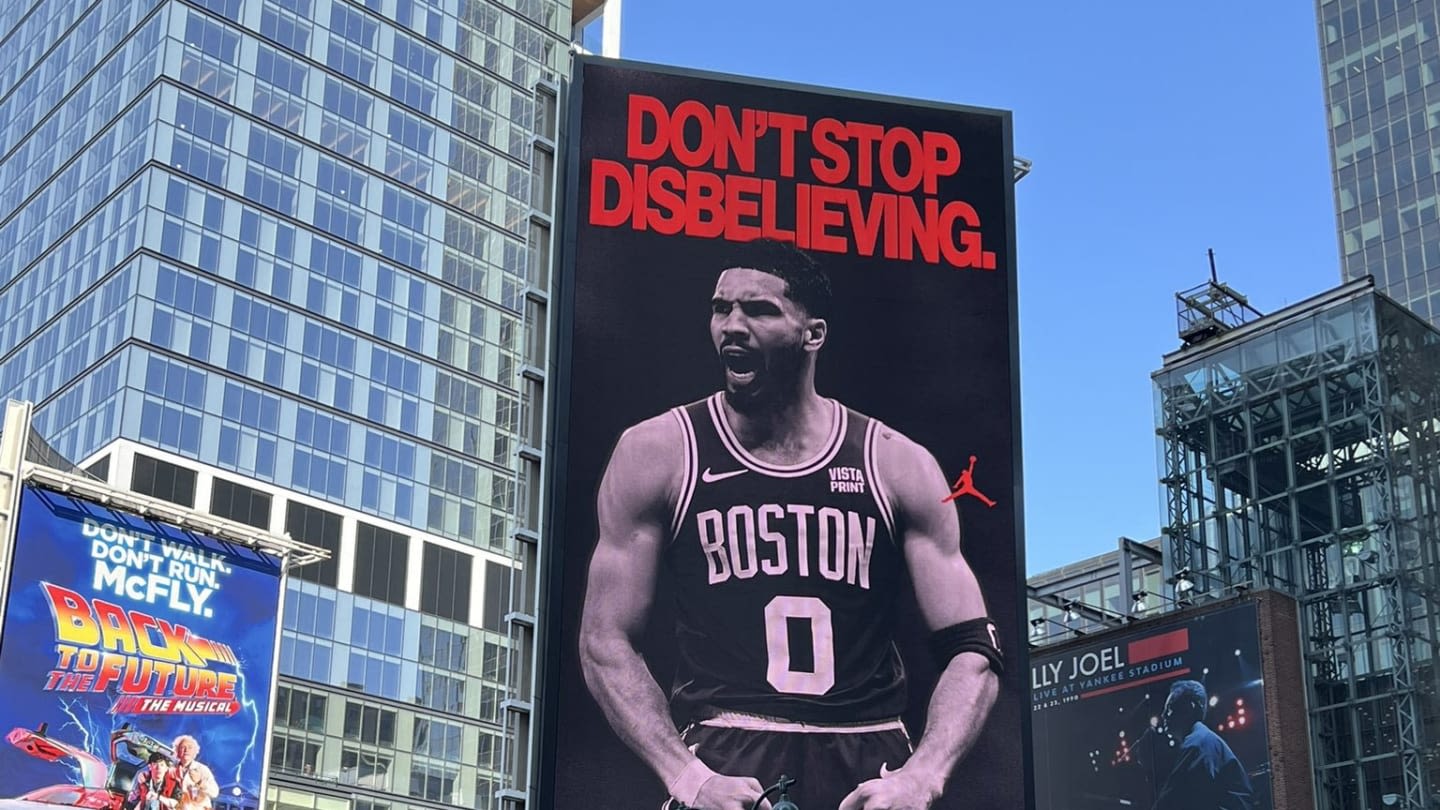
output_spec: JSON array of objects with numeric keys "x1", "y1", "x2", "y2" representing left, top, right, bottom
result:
[{"x1": 613, "y1": 1, "x2": 1341, "y2": 574}]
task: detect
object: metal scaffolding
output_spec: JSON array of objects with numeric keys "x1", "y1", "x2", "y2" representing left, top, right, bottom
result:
[
  {"x1": 495, "y1": 79, "x2": 562, "y2": 810},
  {"x1": 1154, "y1": 280, "x2": 1440, "y2": 809}
]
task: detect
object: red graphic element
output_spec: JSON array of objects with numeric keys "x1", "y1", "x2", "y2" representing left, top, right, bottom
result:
[
  {"x1": 111, "y1": 695, "x2": 240, "y2": 716},
  {"x1": 941, "y1": 455, "x2": 997, "y2": 507},
  {"x1": 1083, "y1": 667, "x2": 1192, "y2": 700},
  {"x1": 1127, "y1": 628, "x2": 1190, "y2": 664}
]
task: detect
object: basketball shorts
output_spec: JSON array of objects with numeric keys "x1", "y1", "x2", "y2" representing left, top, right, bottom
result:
[{"x1": 664, "y1": 712, "x2": 913, "y2": 810}]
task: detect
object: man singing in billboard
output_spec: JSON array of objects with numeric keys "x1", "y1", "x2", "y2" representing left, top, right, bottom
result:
[
  {"x1": 1152, "y1": 681, "x2": 1254, "y2": 810},
  {"x1": 579, "y1": 238, "x2": 1003, "y2": 810}
]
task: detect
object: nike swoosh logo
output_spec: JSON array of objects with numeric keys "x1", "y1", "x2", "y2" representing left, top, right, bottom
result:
[{"x1": 701, "y1": 467, "x2": 749, "y2": 483}]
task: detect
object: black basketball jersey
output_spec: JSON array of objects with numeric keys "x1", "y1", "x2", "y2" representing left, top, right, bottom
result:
[{"x1": 665, "y1": 393, "x2": 907, "y2": 724}]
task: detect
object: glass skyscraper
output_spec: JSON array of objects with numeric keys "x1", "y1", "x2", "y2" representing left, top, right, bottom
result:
[
  {"x1": 0, "y1": 1, "x2": 615, "y2": 808},
  {"x1": 1317, "y1": 0, "x2": 1440, "y2": 322}
]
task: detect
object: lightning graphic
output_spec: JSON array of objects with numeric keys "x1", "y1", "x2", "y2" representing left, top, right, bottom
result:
[
  {"x1": 57, "y1": 698, "x2": 100, "y2": 757},
  {"x1": 232, "y1": 659, "x2": 262, "y2": 786},
  {"x1": 55, "y1": 697, "x2": 111, "y2": 784}
]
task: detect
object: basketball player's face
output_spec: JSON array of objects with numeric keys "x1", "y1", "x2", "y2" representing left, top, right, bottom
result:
[{"x1": 710, "y1": 268, "x2": 816, "y2": 406}]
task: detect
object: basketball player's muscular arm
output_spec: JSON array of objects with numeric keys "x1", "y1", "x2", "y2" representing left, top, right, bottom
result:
[
  {"x1": 840, "y1": 431, "x2": 999, "y2": 810},
  {"x1": 579, "y1": 416, "x2": 770, "y2": 810}
]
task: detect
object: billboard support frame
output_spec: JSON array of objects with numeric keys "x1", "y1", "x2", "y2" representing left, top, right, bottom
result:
[
  {"x1": 256, "y1": 566, "x2": 291, "y2": 810},
  {"x1": 0, "y1": 400, "x2": 32, "y2": 647},
  {"x1": 23, "y1": 464, "x2": 329, "y2": 566}
]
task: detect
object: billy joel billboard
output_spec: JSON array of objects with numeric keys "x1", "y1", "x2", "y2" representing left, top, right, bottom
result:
[
  {"x1": 0, "y1": 484, "x2": 283, "y2": 807},
  {"x1": 1031, "y1": 601, "x2": 1273, "y2": 810},
  {"x1": 539, "y1": 57, "x2": 1025, "y2": 810}
]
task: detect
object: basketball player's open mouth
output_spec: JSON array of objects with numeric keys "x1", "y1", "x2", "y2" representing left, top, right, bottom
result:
[{"x1": 722, "y1": 348, "x2": 757, "y2": 384}]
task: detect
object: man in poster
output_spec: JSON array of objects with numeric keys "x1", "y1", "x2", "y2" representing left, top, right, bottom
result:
[
  {"x1": 579, "y1": 239, "x2": 1003, "y2": 810},
  {"x1": 1152, "y1": 681, "x2": 1254, "y2": 810},
  {"x1": 172, "y1": 735, "x2": 219, "y2": 810},
  {"x1": 127, "y1": 753, "x2": 182, "y2": 810}
]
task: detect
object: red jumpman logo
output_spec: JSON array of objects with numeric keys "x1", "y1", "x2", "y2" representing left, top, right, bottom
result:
[{"x1": 942, "y1": 455, "x2": 996, "y2": 507}]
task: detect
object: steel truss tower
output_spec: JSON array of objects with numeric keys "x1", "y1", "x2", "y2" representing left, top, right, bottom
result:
[{"x1": 1155, "y1": 278, "x2": 1440, "y2": 809}]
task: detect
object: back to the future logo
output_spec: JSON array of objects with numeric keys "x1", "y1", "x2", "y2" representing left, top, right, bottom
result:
[{"x1": 41, "y1": 582, "x2": 243, "y2": 716}]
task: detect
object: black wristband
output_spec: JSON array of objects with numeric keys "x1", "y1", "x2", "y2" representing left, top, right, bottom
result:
[{"x1": 929, "y1": 617, "x2": 1004, "y2": 675}]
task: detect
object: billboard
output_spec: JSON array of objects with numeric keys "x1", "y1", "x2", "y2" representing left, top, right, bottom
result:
[
  {"x1": 539, "y1": 57, "x2": 1025, "y2": 810},
  {"x1": 1030, "y1": 601, "x2": 1274, "y2": 810},
  {"x1": 0, "y1": 484, "x2": 283, "y2": 807}
]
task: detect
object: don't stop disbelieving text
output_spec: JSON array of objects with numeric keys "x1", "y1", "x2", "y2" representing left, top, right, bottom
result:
[{"x1": 588, "y1": 93, "x2": 1002, "y2": 271}]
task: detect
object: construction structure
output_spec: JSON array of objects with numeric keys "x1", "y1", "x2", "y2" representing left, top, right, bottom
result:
[
  {"x1": 1026, "y1": 536, "x2": 1164, "y2": 644},
  {"x1": 1154, "y1": 276, "x2": 1440, "y2": 809}
]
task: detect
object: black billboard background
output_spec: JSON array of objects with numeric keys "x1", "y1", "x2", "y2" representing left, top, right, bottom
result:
[
  {"x1": 1029, "y1": 602, "x2": 1274, "y2": 810},
  {"x1": 539, "y1": 57, "x2": 1025, "y2": 809}
]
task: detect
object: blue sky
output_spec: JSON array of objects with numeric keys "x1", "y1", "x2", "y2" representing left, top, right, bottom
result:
[{"x1": 615, "y1": 1, "x2": 1341, "y2": 574}]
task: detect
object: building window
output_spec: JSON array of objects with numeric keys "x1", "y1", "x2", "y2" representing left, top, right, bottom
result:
[
  {"x1": 279, "y1": 636, "x2": 332, "y2": 683},
  {"x1": 342, "y1": 701, "x2": 396, "y2": 746},
  {"x1": 345, "y1": 650, "x2": 400, "y2": 698},
  {"x1": 476, "y1": 732, "x2": 500, "y2": 770},
  {"x1": 478, "y1": 684, "x2": 501, "y2": 722},
  {"x1": 417, "y1": 670, "x2": 464, "y2": 714},
  {"x1": 210, "y1": 477, "x2": 272, "y2": 529},
  {"x1": 131, "y1": 454, "x2": 196, "y2": 506},
  {"x1": 412, "y1": 718, "x2": 463, "y2": 762},
  {"x1": 353, "y1": 522, "x2": 408, "y2": 605},
  {"x1": 285, "y1": 502, "x2": 342, "y2": 587},
  {"x1": 274, "y1": 685, "x2": 327, "y2": 733},
  {"x1": 269, "y1": 734, "x2": 320, "y2": 776},
  {"x1": 481, "y1": 641, "x2": 506, "y2": 683},
  {"x1": 340, "y1": 749, "x2": 392, "y2": 791},
  {"x1": 350, "y1": 604, "x2": 404, "y2": 656},
  {"x1": 420, "y1": 626, "x2": 467, "y2": 671},
  {"x1": 408, "y1": 763, "x2": 457, "y2": 803},
  {"x1": 419, "y1": 543, "x2": 472, "y2": 622},
  {"x1": 482, "y1": 561, "x2": 511, "y2": 632}
]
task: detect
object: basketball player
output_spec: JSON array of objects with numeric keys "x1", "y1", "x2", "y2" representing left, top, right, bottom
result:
[{"x1": 579, "y1": 239, "x2": 1003, "y2": 810}]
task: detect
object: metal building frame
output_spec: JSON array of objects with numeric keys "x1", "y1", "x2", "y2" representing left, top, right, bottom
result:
[
  {"x1": 494, "y1": 77, "x2": 562, "y2": 810},
  {"x1": 1155, "y1": 280, "x2": 1440, "y2": 810},
  {"x1": 1026, "y1": 536, "x2": 1165, "y2": 645}
]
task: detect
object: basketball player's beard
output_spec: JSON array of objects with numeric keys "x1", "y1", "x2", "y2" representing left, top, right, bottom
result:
[{"x1": 721, "y1": 345, "x2": 807, "y2": 414}]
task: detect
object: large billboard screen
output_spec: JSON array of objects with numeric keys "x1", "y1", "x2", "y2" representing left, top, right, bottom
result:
[
  {"x1": 1030, "y1": 601, "x2": 1274, "y2": 810},
  {"x1": 0, "y1": 484, "x2": 283, "y2": 806},
  {"x1": 540, "y1": 57, "x2": 1025, "y2": 810}
]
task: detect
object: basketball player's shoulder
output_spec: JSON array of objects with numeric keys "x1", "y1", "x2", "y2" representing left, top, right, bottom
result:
[
  {"x1": 608, "y1": 400, "x2": 702, "y2": 475},
  {"x1": 866, "y1": 418, "x2": 934, "y2": 462},
  {"x1": 865, "y1": 417, "x2": 944, "y2": 488},
  {"x1": 611, "y1": 411, "x2": 684, "y2": 464},
  {"x1": 603, "y1": 406, "x2": 695, "y2": 515}
]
